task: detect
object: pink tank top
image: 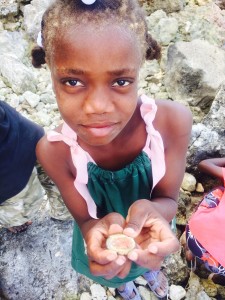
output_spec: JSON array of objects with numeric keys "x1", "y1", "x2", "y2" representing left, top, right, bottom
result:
[{"x1": 47, "y1": 95, "x2": 166, "y2": 218}]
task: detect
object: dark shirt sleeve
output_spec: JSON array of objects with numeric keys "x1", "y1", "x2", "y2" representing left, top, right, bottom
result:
[{"x1": 0, "y1": 100, "x2": 44, "y2": 203}]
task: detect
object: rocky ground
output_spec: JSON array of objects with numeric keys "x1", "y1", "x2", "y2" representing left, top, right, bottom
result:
[{"x1": 0, "y1": 0, "x2": 225, "y2": 299}]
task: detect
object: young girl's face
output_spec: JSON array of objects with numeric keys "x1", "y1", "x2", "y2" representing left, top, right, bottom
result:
[{"x1": 50, "y1": 23, "x2": 142, "y2": 146}]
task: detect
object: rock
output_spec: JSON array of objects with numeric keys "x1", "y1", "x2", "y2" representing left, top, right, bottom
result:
[
  {"x1": 152, "y1": 17, "x2": 179, "y2": 45},
  {"x1": 163, "y1": 251, "x2": 189, "y2": 284},
  {"x1": 23, "y1": 0, "x2": 55, "y2": 39},
  {"x1": 139, "y1": 0, "x2": 185, "y2": 14},
  {"x1": 177, "y1": 190, "x2": 191, "y2": 225},
  {"x1": 80, "y1": 292, "x2": 92, "y2": 300},
  {"x1": 23, "y1": 91, "x2": 40, "y2": 108},
  {"x1": 187, "y1": 83, "x2": 225, "y2": 169},
  {"x1": 0, "y1": 212, "x2": 79, "y2": 300},
  {"x1": 202, "y1": 82, "x2": 225, "y2": 135},
  {"x1": 0, "y1": 0, "x2": 19, "y2": 17},
  {"x1": 201, "y1": 278, "x2": 218, "y2": 298},
  {"x1": 0, "y1": 54, "x2": 37, "y2": 94},
  {"x1": 165, "y1": 39, "x2": 225, "y2": 108},
  {"x1": 181, "y1": 173, "x2": 197, "y2": 192},
  {"x1": 0, "y1": 30, "x2": 28, "y2": 60},
  {"x1": 90, "y1": 284, "x2": 107, "y2": 300},
  {"x1": 196, "y1": 183, "x2": 204, "y2": 193},
  {"x1": 169, "y1": 284, "x2": 186, "y2": 300},
  {"x1": 185, "y1": 272, "x2": 204, "y2": 299}
]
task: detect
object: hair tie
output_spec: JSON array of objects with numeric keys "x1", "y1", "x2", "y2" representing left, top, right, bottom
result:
[
  {"x1": 37, "y1": 31, "x2": 43, "y2": 48},
  {"x1": 81, "y1": 0, "x2": 96, "y2": 4}
]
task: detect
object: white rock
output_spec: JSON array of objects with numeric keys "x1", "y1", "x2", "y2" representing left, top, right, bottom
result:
[
  {"x1": 181, "y1": 173, "x2": 197, "y2": 192},
  {"x1": 23, "y1": 91, "x2": 40, "y2": 108},
  {"x1": 196, "y1": 183, "x2": 204, "y2": 193},
  {"x1": 0, "y1": 54, "x2": 36, "y2": 94},
  {"x1": 0, "y1": 0, "x2": 18, "y2": 16},
  {"x1": 80, "y1": 292, "x2": 92, "y2": 300},
  {"x1": 34, "y1": 110, "x2": 52, "y2": 127},
  {"x1": 107, "y1": 287, "x2": 116, "y2": 296},
  {"x1": 90, "y1": 283, "x2": 107, "y2": 300},
  {"x1": 196, "y1": 290, "x2": 212, "y2": 300},
  {"x1": 169, "y1": 284, "x2": 186, "y2": 300},
  {"x1": 0, "y1": 31, "x2": 28, "y2": 59},
  {"x1": 154, "y1": 17, "x2": 179, "y2": 45}
]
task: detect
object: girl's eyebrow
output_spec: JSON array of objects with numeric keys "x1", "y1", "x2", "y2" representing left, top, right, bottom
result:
[
  {"x1": 56, "y1": 68, "x2": 135, "y2": 76},
  {"x1": 56, "y1": 68, "x2": 85, "y2": 75},
  {"x1": 107, "y1": 68, "x2": 136, "y2": 76}
]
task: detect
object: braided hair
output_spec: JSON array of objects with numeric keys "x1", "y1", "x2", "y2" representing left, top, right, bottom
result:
[{"x1": 31, "y1": 0, "x2": 161, "y2": 68}]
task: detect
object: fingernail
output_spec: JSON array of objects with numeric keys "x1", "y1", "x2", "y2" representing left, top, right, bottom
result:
[
  {"x1": 148, "y1": 245, "x2": 158, "y2": 254},
  {"x1": 107, "y1": 252, "x2": 117, "y2": 261},
  {"x1": 128, "y1": 251, "x2": 138, "y2": 261},
  {"x1": 123, "y1": 228, "x2": 135, "y2": 237},
  {"x1": 116, "y1": 256, "x2": 126, "y2": 266}
]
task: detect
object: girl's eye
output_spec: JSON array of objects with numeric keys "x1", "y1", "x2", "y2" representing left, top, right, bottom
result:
[
  {"x1": 64, "y1": 80, "x2": 83, "y2": 87},
  {"x1": 113, "y1": 80, "x2": 130, "y2": 87}
]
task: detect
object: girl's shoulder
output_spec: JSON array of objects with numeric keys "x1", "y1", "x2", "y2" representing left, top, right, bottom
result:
[
  {"x1": 36, "y1": 125, "x2": 71, "y2": 170},
  {"x1": 155, "y1": 99, "x2": 193, "y2": 136}
]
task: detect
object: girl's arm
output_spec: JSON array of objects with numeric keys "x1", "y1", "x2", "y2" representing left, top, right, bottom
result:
[
  {"x1": 149, "y1": 100, "x2": 193, "y2": 222},
  {"x1": 198, "y1": 158, "x2": 225, "y2": 180},
  {"x1": 36, "y1": 135, "x2": 132, "y2": 278},
  {"x1": 122, "y1": 100, "x2": 193, "y2": 269}
]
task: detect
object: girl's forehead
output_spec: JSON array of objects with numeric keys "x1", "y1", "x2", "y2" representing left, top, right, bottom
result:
[
  {"x1": 54, "y1": 22, "x2": 142, "y2": 55},
  {"x1": 50, "y1": 22, "x2": 142, "y2": 71},
  {"x1": 59, "y1": 22, "x2": 138, "y2": 43}
]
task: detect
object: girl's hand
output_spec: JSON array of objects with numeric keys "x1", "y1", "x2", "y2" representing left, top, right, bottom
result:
[
  {"x1": 123, "y1": 200, "x2": 180, "y2": 270},
  {"x1": 82, "y1": 213, "x2": 133, "y2": 279}
]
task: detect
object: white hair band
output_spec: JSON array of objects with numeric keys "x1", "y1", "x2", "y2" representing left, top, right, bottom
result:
[
  {"x1": 81, "y1": 0, "x2": 97, "y2": 4},
  {"x1": 37, "y1": 31, "x2": 43, "y2": 48}
]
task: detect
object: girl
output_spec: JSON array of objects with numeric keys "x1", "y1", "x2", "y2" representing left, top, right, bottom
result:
[{"x1": 33, "y1": 0, "x2": 192, "y2": 299}]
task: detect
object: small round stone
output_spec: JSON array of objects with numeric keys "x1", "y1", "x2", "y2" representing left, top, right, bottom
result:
[{"x1": 106, "y1": 233, "x2": 135, "y2": 255}]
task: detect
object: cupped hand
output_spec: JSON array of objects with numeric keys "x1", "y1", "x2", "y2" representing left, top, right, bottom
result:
[
  {"x1": 83, "y1": 212, "x2": 133, "y2": 279},
  {"x1": 123, "y1": 200, "x2": 180, "y2": 270}
]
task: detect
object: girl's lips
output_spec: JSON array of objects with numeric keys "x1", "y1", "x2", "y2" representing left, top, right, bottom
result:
[
  {"x1": 82, "y1": 123, "x2": 117, "y2": 137},
  {"x1": 83, "y1": 122, "x2": 116, "y2": 128}
]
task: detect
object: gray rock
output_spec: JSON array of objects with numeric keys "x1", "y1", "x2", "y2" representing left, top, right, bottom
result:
[
  {"x1": 169, "y1": 284, "x2": 186, "y2": 300},
  {"x1": 0, "y1": 30, "x2": 28, "y2": 60},
  {"x1": 23, "y1": 0, "x2": 55, "y2": 39},
  {"x1": 0, "y1": 213, "x2": 79, "y2": 300},
  {"x1": 181, "y1": 173, "x2": 197, "y2": 192},
  {"x1": 0, "y1": 54, "x2": 36, "y2": 94},
  {"x1": 164, "y1": 39, "x2": 225, "y2": 108},
  {"x1": 0, "y1": 0, "x2": 18, "y2": 17},
  {"x1": 139, "y1": 0, "x2": 185, "y2": 14},
  {"x1": 187, "y1": 83, "x2": 225, "y2": 169}
]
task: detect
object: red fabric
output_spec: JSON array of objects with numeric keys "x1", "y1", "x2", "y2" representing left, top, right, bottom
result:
[{"x1": 189, "y1": 168, "x2": 225, "y2": 267}]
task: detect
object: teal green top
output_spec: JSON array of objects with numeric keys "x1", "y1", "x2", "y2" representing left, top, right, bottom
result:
[{"x1": 71, "y1": 151, "x2": 153, "y2": 287}]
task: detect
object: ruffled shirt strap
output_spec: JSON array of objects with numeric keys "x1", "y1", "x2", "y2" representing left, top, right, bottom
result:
[
  {"x1": 47, "y1": 124, "x2": 98, "y2": 219},
  {"x1": 140, "y1": 94, "x2": 165, "y2": 189}
]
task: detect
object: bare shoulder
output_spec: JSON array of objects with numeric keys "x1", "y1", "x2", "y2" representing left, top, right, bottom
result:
[
  {"x1": 155, "y1": 99, "x2": 193, "y2": 137},
  {"x1": 36, "y1": 130, "x2": 72, "y2": 180}
]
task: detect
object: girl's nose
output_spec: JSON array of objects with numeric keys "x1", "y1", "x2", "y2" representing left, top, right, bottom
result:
[{"x1": 83, "y1": 87, "x2": 114, "y2": 114}]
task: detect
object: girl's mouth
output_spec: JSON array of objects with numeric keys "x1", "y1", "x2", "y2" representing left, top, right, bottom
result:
[{"x1": 82, "y1": 122, "x2": 117, "y2": 137}]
